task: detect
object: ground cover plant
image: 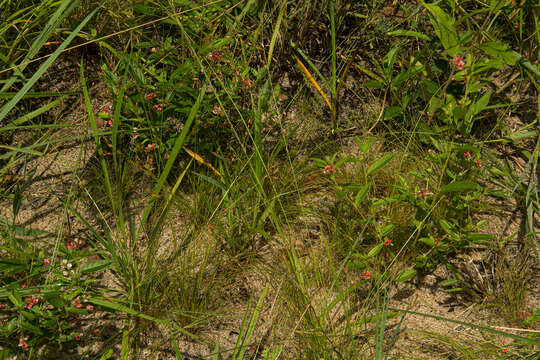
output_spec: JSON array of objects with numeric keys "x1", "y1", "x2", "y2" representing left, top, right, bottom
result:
[{"x1": 0, "y1": 0, "x2": 539, "y2": 358}]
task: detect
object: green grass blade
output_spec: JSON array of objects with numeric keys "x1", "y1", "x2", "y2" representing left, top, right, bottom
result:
[
  {"x1": 0, "y1": 1, "x2": 103, "y2": 123},
  {"x1": 135, "y1": 82, "x2": 207, "y2": 241}
]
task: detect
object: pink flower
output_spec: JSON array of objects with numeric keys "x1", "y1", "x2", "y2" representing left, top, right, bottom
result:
[
  {"x1": 107, "y1": 119, "x2": 113, "y2": 126},
  {"x1": 145, "y1": 93, "x2": 157, "y2": 100},
  {"x1": 457, "y1": 60, "x2": 465, "y2": 70},
  {"x1": 153, "y1": 104, "x2": 163, "y2": 111},
  {"x1": 44, "y1": 258, "x2": 50, "y2": 265},
  {"x1": 86, "y1": 305, "x2": 94, "y2": 311},
  {"x1": 75, "y1": 334, "x2": 81, "y2": 341},
  {"x1": 67, "y1": 241, "x2": 74, "y2": 250},
  {"x1": 464, "y1": 152, "x2": 472, "y2": 160},
  {"x1": 434, "y1": 238, "x2": 440, "y2": 246},
  {"x1": 454, "y1": 56, "x2": 462, "y2": 65},
  {"x1": 20, "y1": 342, "x2": 29, "y2": 351},
  {"x1": 501, "y1": 349, "x2": 508, "y2": 354},
  {"x1": 21, "y1": 283, "x2": 26, "y2": 289},
  {"x1": 164, "y1": 154, "x2": 169, "y2": 160},
  {"x1": 144, "y1": 143, "x2": 158, "y2": 153},
  {"x1": 151, "y1": 47, "x2": 157, "y2": 53},
  {"x1": 475, "y1": 160, "x2": 481, "y2": 167},
  {"x1": 324, "y1": 164, "x2": 334, "y2": 173},
  {"x1": 362, "y1": 270, "x2": 371, "y2": 280},
  {"x1": 212, "y1": 104, "x2": 222, "y2": 115},
  {"x1": 384, "y1": 238, "x2": 392, "y2": 246}
]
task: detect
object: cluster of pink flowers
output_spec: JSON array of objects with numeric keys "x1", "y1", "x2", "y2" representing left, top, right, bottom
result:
[
  {"x1": 212, "y1": 104, "x2": 223, "y2": 116},
  {"x1": 362, "y1": 270, "x2": 371, "y2": 280},
  {"x1": 19, "y1": 340, "x2": 29, "y2": 351},
  {"x1": 520, "y1": 311, "x2": 532, "y2": 318},
  {"x1": 153, "y1": 104, "x2": 163, "y2": 111},
  {"x1": 208, "y1": 51, "x2": 223, "y2": 62},
  {"x1": 324, "y1": 164, "x2": 335, "y2": 173},
  {"x1": 415, "y1": 188, "x2": 433, "y2": 197},
  {"x1": 144, "y1": 143, "x2": 158, "y2": 153},
  {"x1": 464, "y1": 152, "x2": 481, "y2": 166},
  {"x1": 25, "y1": 296, "x2": 40, "y2": 309},
  {"x1": 384, "y1": 238, "x2": 393, "y2": 246},
  {"x1": 454, "y1": 56, "x2": 465, "y2": 70}
]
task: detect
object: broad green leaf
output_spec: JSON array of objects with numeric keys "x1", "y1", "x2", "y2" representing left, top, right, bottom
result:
[
  {"x1": 367, "y1": 154, "x2": 394, "y2": 176},
  {"x1": 440, "y1": 181, "x2": 479, "y2": 193},
  {"x1": 355, "y1": 183, "x2": 371, "y2": 205},
  {"x1": 394, "y1": 269, "x2": 417, "y2": 282},
  {"x1": 440, "y1": 219, "x2": 454, "y2": 233},
  {"x1": 423, "y1": 3, "x2": 460, "y2": 56},
  {"x1": 366, "y1": 243, "x2": 383, "y2": 258},
  {"x1": 479, "y1": 41, "x2": 516, "y2": 65},
  {"x1": 81, "y1": 259, "x2": 112, "y2": 274}
]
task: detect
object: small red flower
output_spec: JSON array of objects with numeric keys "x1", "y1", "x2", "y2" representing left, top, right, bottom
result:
[
  {"x1": 362, "y1": 270, "x2": 371, "y2": 280},
  {"x1": 454, "y1": 56, "x2": 462, "y2": 65},
  {"x1": 21, "y1": 283, "x2": 26, "y2": 289},
  {"x1": 384, "y1": 238, "x2": 392, "y2": 246},
  {"x1": 145, "y1": 93, "x2": 157, "y2": 100},
  {"x1": 475, "y1": 160, "x2": 481, "y2": 167},
  {"x1": 144, "y1": 143, "x2": 158, "y2": 153},
  {"x1": 501, "y1": 349, "x2": 508, "y2": 354},
  {"x1": 75, "y1": 334, "x2": 81, "y2": 341},
  {"x1": 151, "y1": 47, "x2": 157, "y2": 53},
  {"x1": 324, "y1": 164, "x2": 334, "y2": 173},
  {"x1": 164, "y1": 154, "x2": 169, "y2": 160},
  {"x1": 457, "y1": 60, "x2": 465, "y2": 70},
  {"x1": 212, "y1": 104, "x2": 222, "y2": 115},
  {"x1": 107, "y1": 119, "x2": 113, "y2": 126},
  {"x1": 153, "y1": 104, "x2": 163, "y2": 111},
  {"x1": 86, "y1": 305, "x2": 94, "y2": 311},
  {"x1": 464, "y1": 152, "x2": 472, "y2": 160},
  {"x1": 44, "y1": 258, "x2": 50, "y2": 265}
]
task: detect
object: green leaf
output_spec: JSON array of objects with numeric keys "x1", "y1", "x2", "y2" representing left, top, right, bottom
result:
[
  {"x1": 367, "y1": 154, "x2": 395, "y2": 176},
  {"x1": 466, "y1": 233, "x2": 494, "y2": 241},
  {"x1": 355, "y1": 183, "x2": 371, "y2": 205},
  {"x1": 394, "y1": 269, "x2": 417, "y2": 283},
  {"x1": 81, "y1": 259, "x2": 112, "y2": 274},
  {"x1": 440, "y1": 181, "x2": 479, "y2": 193},
  {"x1": 423, "y1": 4, "x2": 460, "y2": 56},
  {"x1": 366, "y1": 243, "x2": 383, "y2": 259},
  {"x1": 440, "y1": 219, "x2": 454, "y2": 234},
  {"x1": 441, "y1": 279, "x2": 459, "y2": 286},
  {"x1": 419, "y1": 237, "x2": 436, "y2": 246},
  {"x1": 348, "y1": 260, "x2": 367, "y2": 270},
  {"x1": 479, "y1": 41, "x2": 516, "y2": 66},
  {"x1": 387, "y1": 30, "x2": 431, "y2": 41}
]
